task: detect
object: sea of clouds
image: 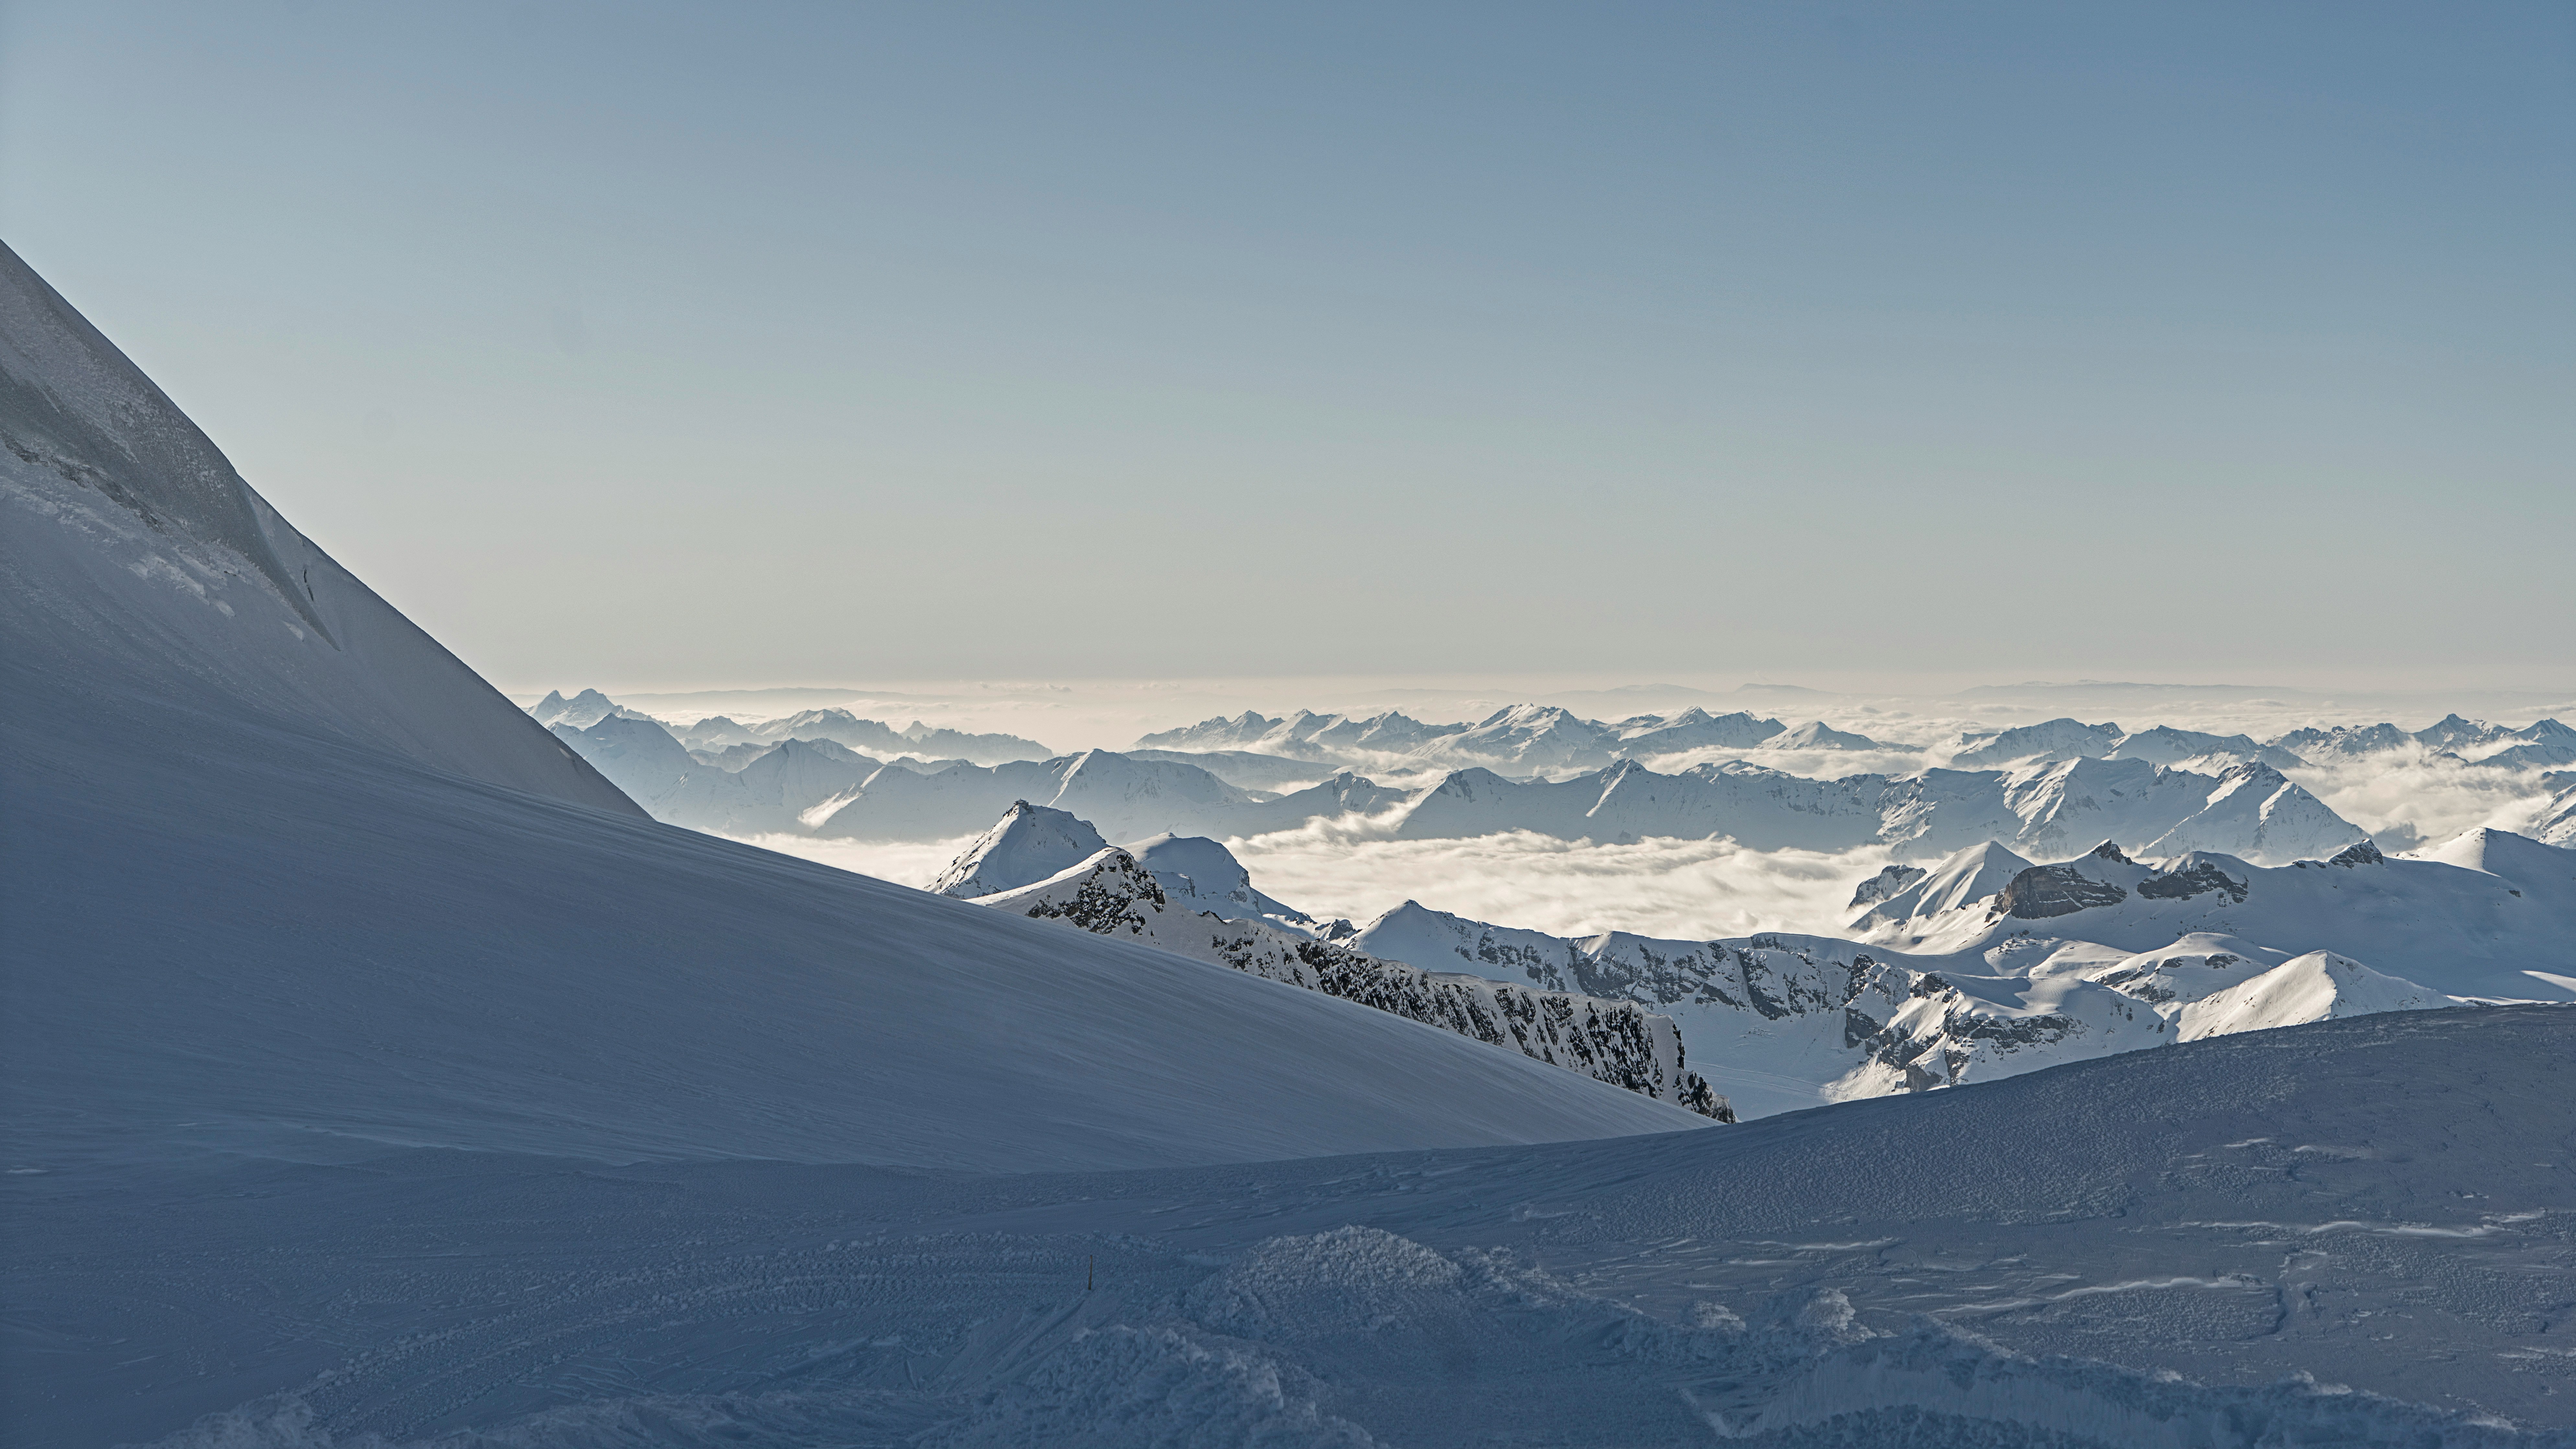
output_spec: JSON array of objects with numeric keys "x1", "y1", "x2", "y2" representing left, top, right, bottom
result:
[{"x1": 711, "y1": 684, "x2": 2570, "y2": 945}]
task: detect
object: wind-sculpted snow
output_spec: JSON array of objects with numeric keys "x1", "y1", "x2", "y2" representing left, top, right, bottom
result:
[
  {"x1": 18, "y1": 1010, "x2": 2572, "y2": 1447},
  {"x1": 969, "y1": 848, "x2": 1730, "y2": 1119}
]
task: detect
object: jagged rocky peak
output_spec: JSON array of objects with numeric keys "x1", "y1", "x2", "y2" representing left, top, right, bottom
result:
[
  {"x1": 1995, "y1": 862, "x2": 2132, "y2": 919},
  {"x1": 2330, "y1": 839, "x2": 2385, "y2": 867},
  {"x1": 530, "y1": 688, "x2": 632, "y2": 728},
  {"x1": 2088, "y1": 840, "x2": 2132, "y2": 864},
  {"x1": 929, "y1": 800, "x2": 1111, "y2": 899}
]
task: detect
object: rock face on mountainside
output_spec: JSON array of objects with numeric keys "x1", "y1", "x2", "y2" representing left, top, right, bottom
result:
[
  {"x1": 1347, "y1": 828, "x2": 2575, "y2": 1117},
  {"x1": 968, "y1": 846, "x2": 1730, "y2": 1119}
]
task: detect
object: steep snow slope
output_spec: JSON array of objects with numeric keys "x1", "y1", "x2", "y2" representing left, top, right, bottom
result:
[
  {"x1": 929, "y1": 799, "x2": 1111, "y2": 897},
  {"x1": 5, "y1": 661, "x2": 1699, "y2": 1176},
  {"x1": 15, "y1": 1010, "x2": 2571, "y2": 1447},
  {"x1": 0, "y1": 248, "x2": 1703, "y2": 1182},
  {"x1": 0, "y1": 242, "x2": 636, "y2": 815}
]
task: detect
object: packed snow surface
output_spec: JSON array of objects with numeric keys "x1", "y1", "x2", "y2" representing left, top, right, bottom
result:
[{"x1": 11, "y1": 1010, "x2": 2572, "y2": 1446}]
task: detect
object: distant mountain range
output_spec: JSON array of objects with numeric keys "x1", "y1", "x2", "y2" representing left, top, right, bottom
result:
[
  {"x1": 919, "y1": 794, "x2": 2576, "y2": 1122},
  {"x1": 552, "y1": 704, "x2": 2372, "y2": 866}
]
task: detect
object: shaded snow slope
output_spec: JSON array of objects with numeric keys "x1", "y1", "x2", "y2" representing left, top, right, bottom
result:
[
  {"x1": 0, "y1": 241, "x2": 638, "y2": 816},
  {"x1": 0, "y1": 246, "x2": 1696, "y2": 1180},
  {"x1": 13, "y1": 1010, "x2": 2570, "y2": 1447},
  {"x1": 1, "y1": 668, "x2": 1693, "y2": 1174}
]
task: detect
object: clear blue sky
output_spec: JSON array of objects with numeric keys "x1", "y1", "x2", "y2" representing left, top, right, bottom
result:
[{"x1": 3, "y1": 1, "x2": 2568, "y2": 690}]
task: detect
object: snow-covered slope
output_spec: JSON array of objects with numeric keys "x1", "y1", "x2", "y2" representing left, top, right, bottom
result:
[
  {"x1": 1130, "y1": 831, "x2": 1316, "y2": 929},
  {"x1": 967, "y1": 847, "x2": 1725, "y2": 1118},
  {"x1": 1951, "y1": 716, "x2": 2125, "y2": 765},
  {"x1": 2533, "y1": 781, "x2": 2576, "y2": 848},
  {"x1": 20, "y1": 1007, "x2": 2568, "y2": 1448},
  {"x1": 929, "y1": 799, "x2": 1110, "y2": 897},
  {"x1": 2104, "y1": 723, "x2": 2305, "y2": 770},
  {"x1": 0, "y1": 242, "x2": 638, "y2": 815},
  {"x1": 0, "y1": 246, "x2": 1703, "y2": 1184}
]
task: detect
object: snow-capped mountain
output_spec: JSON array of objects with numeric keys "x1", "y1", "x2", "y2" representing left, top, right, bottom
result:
[
  {"x1": 927, "y1": 799, "x2": 1110, "y2": 897},
  {"x1": 1391, "y1": 754, "x2": 2363, "y2": 865},
  {"x1": 1862, "y1": 832, "x2": 2576, "y2": 998},
  {"x1": 1428, "y1": 703, "x2": 1626, "y2": 771},
  {"x1": 2535, "y1": 779, "x2": 2576, "y2": 848},
  {"x1": 1760, "y1": 719, "x2": 1914, "y2": 752},
  {"x1": 2267, "y1": 715, "x2": 2576, "y2": 769},
  {"x1": 530, "y1": 687, "x2": 654, "y2": 729},
  {"x1": 2, "y1": 239, "x2": 1695, "y2": 1183},
  {"x1": 552, "y1": 707, "x2": 2371, "y2": 863},
  {"x1": 1129, "y1": 831, "x2": 1317, "y2": 930},
  {"x1": 1949, "y1": 716, "x2": 2127, "y2": 766},
  {"x1": 17, "y1": 240, "x2": 2575, "y2": 1449},
  {"x1": 1125, "y1": 746, "x2": 1340, "y2": 792},
  {"x1": 1340, "y1": 827, "x2": 2573, "y2": 1116},
  {"x1": 1611, "y1": 705, "x2": 1786, "y2": 752},
  {"x1": 964, "y1": 844, "x2": 1727, "y2": 1118},
  {"x1": 2101, "y1": 723, "x2": 2306, "y2": 770}
]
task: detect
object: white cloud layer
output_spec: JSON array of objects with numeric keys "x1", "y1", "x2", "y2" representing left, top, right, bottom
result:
[
  {"x1": 1228, "y1": 826, "x2": 1889, "y2": 941},
  {"x1": 734, "y1": 823, "x2": 1888, "y2": 942}
]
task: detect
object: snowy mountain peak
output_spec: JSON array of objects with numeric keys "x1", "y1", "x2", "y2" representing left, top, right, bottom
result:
[
  {"x1": 1762, "y1": 720, "x2": 1906, "y2": 752},
  {"x1": 929, "y1": 800, "x2": 1111, "y2": 898},
  {"x1": 1951, "y1": 717, "x2": 2124, "y2": 766}
]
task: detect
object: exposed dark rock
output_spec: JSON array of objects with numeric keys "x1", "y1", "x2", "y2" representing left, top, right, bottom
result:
[
  {"x1": 2329, "y1": 839, "x2": 2385, "y2": 867},
  {"x1": 2138, "y1": 861, "x2": 2250, "y2": 904},
  {"x1": 1995, "y1": 864, "x2": 2130, "y2": 919},
  {"x1": 1848, "y1": 864, "x2": 1927, "y2": 910}
]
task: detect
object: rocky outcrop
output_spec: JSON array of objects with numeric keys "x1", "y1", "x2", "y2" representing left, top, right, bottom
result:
[
  {"x1": 1994, "y1": 862, "x2": 2130, "y2": 919},
  {"x1": 974, "y1": 850, "x2": 1730, "y2": 1120}
]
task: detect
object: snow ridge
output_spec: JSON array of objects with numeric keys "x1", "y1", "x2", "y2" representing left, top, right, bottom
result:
[{"x1": 971, "y1": 846, "x2": 1730, "y2": 1119}]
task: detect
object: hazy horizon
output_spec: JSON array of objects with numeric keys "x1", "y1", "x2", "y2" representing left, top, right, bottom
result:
[{"x1": 5, "y1": 1, "x2": 2568, "y2": 691}]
